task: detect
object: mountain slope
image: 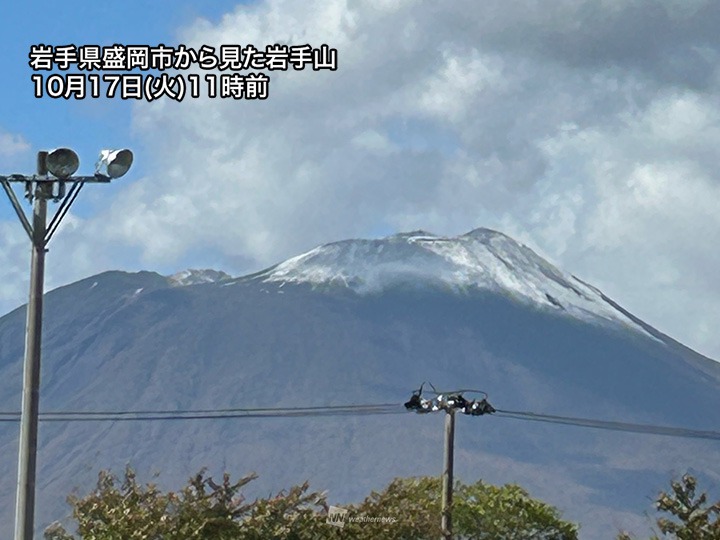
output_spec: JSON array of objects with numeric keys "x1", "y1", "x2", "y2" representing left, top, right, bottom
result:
[
  {"x1": 0, "y1": 229, "x2": 719, "y2": 539},
  {"x1": 253, "y1": 228, "x2": 653, "y2": 334}
]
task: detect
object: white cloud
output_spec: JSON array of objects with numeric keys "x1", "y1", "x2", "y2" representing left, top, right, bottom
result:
[
  {"x1": 352, "y1": 130, "x2": 397, "y2": 155},
  {"x1": 108, "y1": 0, "x2": 720, "y2": 359},
  {"x1": 0, "y1": 130, "x2": 30, "y2": 158},
  {"x1": 2, "y1": 1, "x2": 719, "y2": 361},
  {"x1": 417, "y1": 50, "x2": 507, "y2": 123}
]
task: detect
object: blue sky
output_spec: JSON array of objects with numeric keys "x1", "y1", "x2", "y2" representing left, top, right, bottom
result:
[
  {"x1": 0, "y1": 0, "x2": 244, "y2": 217},
  {"x1": 1, "y1": 0, "x2": 720, "y2": 362}
]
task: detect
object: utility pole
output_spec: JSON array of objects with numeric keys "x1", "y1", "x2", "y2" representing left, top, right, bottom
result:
[
  {"x1": 13, "y1": 154, "x2": 50, "y2": 540},
  {"x1": 441, "y1": 408, "x2": 455, "y2": 540},
  {"x1": 404, "y1": 384, "x2": 495, "y2": 540},
  {"x1": 1, "y1": 148, "x2": 133, "y2": 540}
]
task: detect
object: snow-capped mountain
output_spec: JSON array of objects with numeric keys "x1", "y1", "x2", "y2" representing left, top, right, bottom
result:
[
  {"x1": 168, "y1": 268, "x2": 232, "y2": 286},
  {"x1": 255, "y1": 228, "x2": 644, "y2": 333},
  {"x1": 0, "y1": 229, "x2": 719, "y2": 540}
]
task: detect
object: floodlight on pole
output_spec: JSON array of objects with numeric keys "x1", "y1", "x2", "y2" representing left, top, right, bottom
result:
[
  {"x1": 95, "y1": 149, "x2": 133, "y2": 179},
  {"x1": 1, "y1": 147, "x2": 133, "y2": 540},
  {"x1": 45, "y1": 148, "x2": 79, "y2": 179}
]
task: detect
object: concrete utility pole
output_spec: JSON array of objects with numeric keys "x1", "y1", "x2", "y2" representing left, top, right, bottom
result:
[
  {"x1": 1, "y1": 148, "x2": 133, "y2": 540},
  {"x1": 14, "y1": 154, "x2": 50, "y2": 540},
  {"x1": 441, "y1": 408, "x2": 455, "y2": 540}
]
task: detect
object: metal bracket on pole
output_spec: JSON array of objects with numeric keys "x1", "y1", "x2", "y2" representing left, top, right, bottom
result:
[
  {"x1": 0, "y1": 179, "x2": 34, "y2": 242},
  {"x1": 45, "y1": 181, "x2": 85, "y2": 245}
]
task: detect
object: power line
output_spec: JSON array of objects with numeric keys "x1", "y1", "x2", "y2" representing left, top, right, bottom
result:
[
  {"x1": 41, "y1": 402, "x2": 402, "y2": 417},
  {"x1": 404, "y1": 384, "x2": 720, "y2": 442},
  {"x1": 1, "y1": 403, "x2": 719, "y2": 442},
  {"x1": 0, "y1": 404, "x2": 405, "y2": 423},
  {"x1": 494, "y1": 409, "x2": 720, "y2": 441}
]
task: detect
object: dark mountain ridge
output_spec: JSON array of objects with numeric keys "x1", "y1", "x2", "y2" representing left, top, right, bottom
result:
[{"x1": 0, "y1": 229, "x2": 718, "y2": 539}]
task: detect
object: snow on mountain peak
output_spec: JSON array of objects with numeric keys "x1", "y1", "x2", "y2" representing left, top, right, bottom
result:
[
  {"x1": 255, "y1": 228, "x2": 648, "y2": 333},
  {"x1": 167, "y1": 269, "x2": 232, "y2": 287}
]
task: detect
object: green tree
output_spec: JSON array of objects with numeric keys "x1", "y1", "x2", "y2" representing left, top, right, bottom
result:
[
  {"x1": 455, "y1": 481, "x2": 579, "y2": 539},
  {"x1": 44, "y1": 467, "x2": 327, "y2": 540},
  {"x1": 46, "y1": 469, "x2": 578, "y2": 539},
  {"x1": 340, "y1": 476, "x2": 578, "y2": 539},
  {"x1": 338, "y1": 476, "x2": 444, "y2": 539},
  {"x1": 617, "y1": 474, "x2": 720, "y2": 540}
]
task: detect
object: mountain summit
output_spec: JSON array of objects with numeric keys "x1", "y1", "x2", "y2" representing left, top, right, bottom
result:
[
  {"x1": 253, "y1": 228, "x2": 642, "y2": 332},
  {"x1": 1, "y1": 227, "x2": 718, "y2": 539},
  {"x1": 168, "y1": 269, "x2": 232, "y2": 286}
]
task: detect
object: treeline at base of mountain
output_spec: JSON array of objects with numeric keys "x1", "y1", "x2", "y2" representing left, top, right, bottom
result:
[{"x1": 44, "y1": 468, "x2": 719, "y2": 539}]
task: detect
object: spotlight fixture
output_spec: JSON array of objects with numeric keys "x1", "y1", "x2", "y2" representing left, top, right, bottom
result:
[
  {"x1": 95, "y1": 149, "x2": 133, "y2": 179},
  {"x1": 46, "y1": 148, "x2": 79, "y2": 179}
]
